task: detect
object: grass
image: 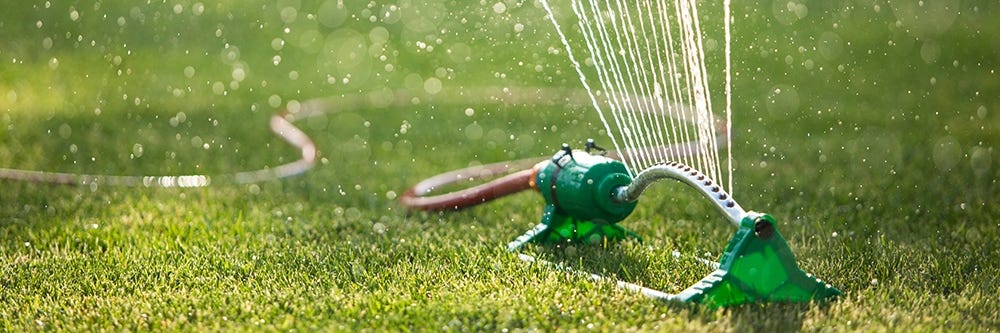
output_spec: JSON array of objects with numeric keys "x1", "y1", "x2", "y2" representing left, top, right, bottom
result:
[{"x1": 2, "y1": 0, "x2": 998, "y2": 331}]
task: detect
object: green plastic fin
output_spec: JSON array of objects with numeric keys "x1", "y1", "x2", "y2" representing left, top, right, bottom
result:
[
  {"x1": 676, "y1": 213, "x2": 841, "y2": 308},
  {"x1": 507, "y1": 204, "x2": 641, "y2": 252},
  {"x1": 532, "y1": 204, "x2": 639, "y2": 245}
]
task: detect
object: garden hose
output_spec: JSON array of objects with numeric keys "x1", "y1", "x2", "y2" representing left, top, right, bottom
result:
[
  {"x1": 398, "y1": 157, "x2": 542, "y2": 211},
  {"x1": 0, "y1": 87, "x2": 590, "y2": 188},
  {"x1": 0, "y1": 108, "x2": 316, "y2": 187},
  {"x1": 397, "y1": 135, "x2": 723, "y2": 212}
]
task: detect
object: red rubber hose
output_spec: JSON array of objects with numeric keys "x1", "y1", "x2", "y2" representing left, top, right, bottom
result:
[
  {"x1": 399, "y1": 120, "x2": 729, "y2": 212},
  {"x1": 398, "y1": 158, "x2": 542, "y2": 211}
]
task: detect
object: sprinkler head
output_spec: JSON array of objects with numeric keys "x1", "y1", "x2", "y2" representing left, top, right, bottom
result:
[{"x1": 508, "y1": 142, "x2": 639, "y2": 249}]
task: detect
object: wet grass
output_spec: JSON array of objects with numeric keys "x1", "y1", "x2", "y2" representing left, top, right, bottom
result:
[{"x1": 2, "y1": 0, "x2": 998, "y2": 331}]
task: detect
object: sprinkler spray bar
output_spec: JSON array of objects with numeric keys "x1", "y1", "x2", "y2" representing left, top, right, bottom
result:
[{"x1": 612, "y1": 162, "x2": 746, "y2": 227}]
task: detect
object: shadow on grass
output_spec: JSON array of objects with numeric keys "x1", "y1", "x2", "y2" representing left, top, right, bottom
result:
[
  {"x1": 528, "y1": 240, "x2": 841, "y2": 330},
  {"x1": 722, "y1": 302, "x2": 814, "y2": 332}
]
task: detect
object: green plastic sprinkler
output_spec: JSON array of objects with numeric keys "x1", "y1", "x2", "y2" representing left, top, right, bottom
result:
[
  {"x1": 507, "y1": 141, "x2": 640, "y2": 248},
  {"x1": 401, "y1": 140, "x2": 841, "y2": 308},
  {"x1": 505, "y1": 142, "x2": 841, "y2": 308}
]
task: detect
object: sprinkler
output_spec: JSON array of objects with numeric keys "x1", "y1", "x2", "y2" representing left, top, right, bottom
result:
[{"x1": 402, "y1": 140, "x2": 841, "y2": 308}]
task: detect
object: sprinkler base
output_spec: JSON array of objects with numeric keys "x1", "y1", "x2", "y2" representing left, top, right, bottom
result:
[
  {"x1": 676, "y1": 212, "x2": 841, "y2": 307},
  {"x1": 506, "y1": 204, "x2": 640, "y2": 251}
]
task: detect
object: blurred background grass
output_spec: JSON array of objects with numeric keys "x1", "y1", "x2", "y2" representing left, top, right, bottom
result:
[{"x1": 1, "y1": 0, "x2": 997, "y2": 331}]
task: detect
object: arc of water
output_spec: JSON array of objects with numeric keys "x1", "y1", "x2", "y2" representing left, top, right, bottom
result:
[
  {"x1": 573, "y1": 1, "x2": 644, "y2": 172},
  {"x1": 540, "y1": 0, "x2": 732, "y2": 194},
  {"x1": 724, "y1": 0, "x2": 733, "y2": 193}
]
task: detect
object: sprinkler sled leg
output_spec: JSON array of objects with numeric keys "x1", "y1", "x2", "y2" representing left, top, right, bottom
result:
[{"x1": 675, "y1": 212, "x2": 841, "y2": 307}]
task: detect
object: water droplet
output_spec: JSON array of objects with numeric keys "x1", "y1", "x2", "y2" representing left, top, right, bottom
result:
[
  {"x1": 373, "y1": 223, "x2": 387, "y2": 234},
  {"x1": 280, "y1": 7, "x2": 298, "y2": 24},
  {"x1": 268, "y1": 95, "x2": 282, "y2": 108},
  {"x1": 492, "y1": 2, "x2": 507, "y2": 14},
  {"x1": 192, "y1": 2, "x2": 205, "y2": 16},
  {"x1": 464, "y1": 123, "x2": 483, "y2": 140},
  {"x1": 766, "y1": 84, "x2": 800, "y2": 114},
  {"x1": 423, "y1": 77, "x2": 442, "y2": 95},
  {"x1": 318, "y1": 0, "x2": 347, "y2": 28},
  {"x1": 970, "y1": 146, "x2": 992, "y2": 177},
  {"x1": 345, "y1": 207, "x2": 361, "y2": 220},
  {"x1": 191, "y1": 136, "x2": 204, "y2": 148},
  {"x1": 932, "y1": 136, "x2": 962, "y2": 171},
  {"x1": 793, "y1": 3, "x2": 808, "y2": 19},
  {"x1": 58, "y1": 123, "x2": 72, "y2": 139},
  {"x1": 920, "y1": 40, "x2": 941, "y2": 64},
  {"x1": 817, "y1": 32, "x2": 844, "y2": 61},
  {"x1": 212, "y1": 81, "x2": 226, "y2": 95},
  {"x1": 231, "y1": 67, "x2": 246, "y2": 82},
  {"x1": 132, "y1": 143, "x2": 144, "y2": 158}
]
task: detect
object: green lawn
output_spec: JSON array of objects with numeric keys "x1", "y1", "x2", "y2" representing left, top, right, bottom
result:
[{"x1": 2, "y1": 0, "x2": 998, "y2": 331}]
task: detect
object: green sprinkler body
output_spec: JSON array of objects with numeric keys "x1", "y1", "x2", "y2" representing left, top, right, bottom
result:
[{"x1": 508, "y1": 143, "x2": 640, "y2": 248}]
